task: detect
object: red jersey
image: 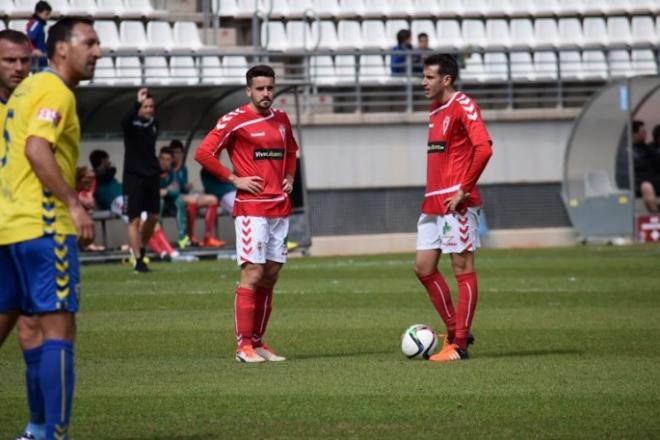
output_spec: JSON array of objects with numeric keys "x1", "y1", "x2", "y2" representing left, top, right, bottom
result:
[
  {"x1": 194, "y1": 104, "x2": 298, "y2": 217},
  {"x1": 422, "y1": 91, "x2": 493, "y2": 215}
]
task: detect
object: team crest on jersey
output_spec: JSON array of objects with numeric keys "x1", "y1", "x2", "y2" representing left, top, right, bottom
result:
[
  {"x1": 36, "y1": 108, "x2": 61, "y2": 127},
  {"x1": 442, "y1": 116, "x2": 450, "y2": 134}
]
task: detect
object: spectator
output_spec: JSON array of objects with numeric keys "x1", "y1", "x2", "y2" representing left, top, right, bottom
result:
[
  {"x1": 169, "y1": 139, "x2": 225, "y2": 247},
  {"x1": 638, "y1": 124, "x2": 660, "y2": 213},
  {"x1": 391, "y1": 28, "x2": 412, "y2": 76},
  {"x1": 200, "y1": 168, "x2": 237, "y2": 243},
  {"x1": 90, "y1": 149, "x2": 123, "y2": 217},
  {"x1": 121, "y1": 87, "x2": 160, "y2": 273},
  {"x1": 158, "y1": 146, "x2": 190, "y2": 249},
  {"x1": 413, "y1": 32, "x2": 431, "y2": 74},
  {"x1": 26, "y1": 1, "x2": 51, "y2": 71}
]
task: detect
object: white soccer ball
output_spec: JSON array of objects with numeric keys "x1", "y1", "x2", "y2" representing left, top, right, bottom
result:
[{"x1": 401, "y1": 324, "x2": 439, "y2": 359}]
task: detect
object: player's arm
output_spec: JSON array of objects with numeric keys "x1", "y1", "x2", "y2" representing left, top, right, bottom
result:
[
  {"x1": 25, "y1": 136, "x2": 94, "y2": 245},
  {"x1": 282, "y1": 116, "x2": 299, "y2": 194},
  {"x1": 194, "y1": 121, "x2": 263, "y2": 194}
]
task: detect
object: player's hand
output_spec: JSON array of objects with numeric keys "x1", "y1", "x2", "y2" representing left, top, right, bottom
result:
[
  {"x1": 75, "y1": 166, "x2": 95, "y2": 192},
  {"x1": 282, "y1": 175, "x2": 294, "y2": 194},
  {"x1": 233, "y1": 176, "x2": 263, "y2": 194},
  {"x1": 137, "y1": 87, "x2": 149, "y2": 103},
  {"x1": 444, "y1": 189, "x2": 469, "y2": 213},
  {"x1": 70, "y1": 203, "x2": 95, "y2": 247}
]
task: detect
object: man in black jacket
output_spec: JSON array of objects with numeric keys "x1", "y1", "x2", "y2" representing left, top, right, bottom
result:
[{"x1": 121, "y1": 88, "x2": 160, "y2": 272}]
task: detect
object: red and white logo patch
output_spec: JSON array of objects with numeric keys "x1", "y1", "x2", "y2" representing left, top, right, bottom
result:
[{"x1": 36, "y1": 108, "x2": 61, "y2": 127}]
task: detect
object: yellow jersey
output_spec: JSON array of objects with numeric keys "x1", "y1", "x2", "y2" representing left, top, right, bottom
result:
[{"x1": 0, "y1": 70, "x2": 80, "y2": 245}]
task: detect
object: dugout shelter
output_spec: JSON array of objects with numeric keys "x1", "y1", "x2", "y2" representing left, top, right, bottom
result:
[
  {"x1": 562, "y1": 76, "x2": 660, "y2": 240},
  {"x1": 75, "y1": 82, "x2": 312, "y2": 255}
]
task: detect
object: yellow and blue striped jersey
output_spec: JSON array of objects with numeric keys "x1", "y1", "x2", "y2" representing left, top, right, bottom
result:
[{"x1": 0, "y1": 70, "x2": 80, "y2": 245}]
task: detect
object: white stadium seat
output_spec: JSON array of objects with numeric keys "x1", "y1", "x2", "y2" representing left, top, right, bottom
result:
[
  {"x1": 262, "y1": 21, "x2": 288, "y2": 51},
  {"x1": 96, "y1": 0, "x2": 126, "y2": 17},
  {"x1": 534, "y1": 51, "x2": 558, "y2": 80},
  {"x1": 534, "y1": 19, "x2": 559, "y2": 49},
  {"x1": 312, "y1": 21, "x2": 339, "y2": 50},
  {"x1": 334, "y1": 54, "x2": 358, "y2": 83},
  {"x1": 509, "y1": 19, "x2": 535, "y2": 50},
  {"x1": 170, "y1": 56, "x2": 199, "y2": 85},
  {"x1": 312, "y1": 0, "x2": 340, "y2": 18},
  {"x1": 411, "y1": 20, "x2": 438, "y2": 48},
  {"x1": 45, "y1": 0, "x2": 71, "y2": 15},
  {"x1": 489, "y1": 0, "x2": 514, "y2": 17},
  {"x1": 580, "y1": 0, "x2": 609, "y2": 15},
  {"x1": 631, "y1": 50, "x2": 657, "y2": 75},
  {"x1": 287, "y1": 21, "x2": 315, "y2": 50},
  {"x1": 582, "y1": 18, "x2": 608, "y2": 49},
  {"x1": 115, "y1": 56, "x2": 142, "y2": 85},
  {"x1": 289, "y1": 0, "x2": 315, "y2": 18},
  {"x1": 222, "y1": 56, "x2": 249, "y2": 83},
  {"x1": 631, "y1": 17, "x2": 657, "y2": 47},
  {"x1": 607, "y1": 17, "x2": 632, "y2": 48},
  {"x1": 144, "y1": 56, "x2": 170, "y2": 85},
  {"x1": 173, "y1": 22, "x2": 204, "y2": 51},
  {"x1": 388, "y1": 0, "x2": 415, "y2": 17},
  {"x1": 558, "y1": 18, "x2": 583, "y2": 49},
  {"x1": 94, "y1": 20, "x2": 120, "y2": 52},
  {"x1": 69, "y1": 0, "x2": 103, "y2": 17},
  {"x1": 484, "y1": 52, "x2": 509, "y2": 81},
  {"x1": 359, "y1": 54, "x2": 389, "y2": 84},
  {"x1": 362, "y1": 20, "x2": 389, "y2": 50},
  {"x1": 436, "y1": 19, "x2": 464, "y2": 51},
  {"x1": 556, "y1": 0, "x2": 581, "y2": 16},
  {"x1": 510, "y1": 51, "x2": 535, "y2": 80},
  {"x1": 8, "y1": 20, "x2": 28, "y2": 32},
  {"x1": 92, "y1": 57, "x2": 116, "y2": 85},
  {"x1": 266, "y1": 0, "x2": 291, "y2": 19},
  {"x1": 146, "y1": 21, "x2": 174, "y2": 52},
  {"x1": 338, "y1": 0, "x2": 366, "y2": 18},
  {"x1": 485, "y1": 19, "x2": 510, "y2": 50},
  {"x1": 627, "y1": 0, "x2": 657, "y2": 15},
  {"x1": 363, "y1": 0, "x2": 391, "y2": 18},
  {"x1": 533, "y1": 0, "x2": 559, "y2": 16},
  {"x1": 608, "y1": 50, "x2": 633, "y2": 78},
  {"x1": 606, "y1": 0, "x2": 632, "y2": 15},
  {"x1": 582, "y1": 50, "x2": 607, "y2": 79},
  {"x1": 310, "y1": 55, "x2": 338, "y2": 85},
  {"x1": 216, "y1": 0, "x2": 240, "y2": 16},
  {"x1": 0, "y1": 22, "x2": 5, "y2": 31},
  {"x1": 235, "y1": 0, "x2": 261, "y2": 19},
  {"x1": 461, "y1": 0, "x2": 489, "y2": 18},
  {"x1": 412, "y1": 0, "x2": 439, "y2": 18},
  {"x1": 337, "y1": 20, "x2": 363, "y2": 50},
  {"x1": 10, "y1": 0, "x2": 36, "y2": 16},
  {"x1": 201, "y1": 56, "x2": 224, "y2": 84},
  {"x1": 462, "y1": 19, "x2": 487, "y2": 50},
  {"x1": 437, "y1": 0, "x2": 464, "y2": 17},
  {"x1": 559, "y1": 51, "x2": 582, "y2": 80},
  {"x1": 119, "y1": 21, "x2": 148, "y2": 52},
  {"x1": 461, "y1": 53, "x2": 485, "y2": 83}
]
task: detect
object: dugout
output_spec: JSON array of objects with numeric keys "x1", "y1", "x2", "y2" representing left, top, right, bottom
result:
[
  {"x1": 562, "y1": 76, "x2": 660, "y2": 240},
  {"x1": 75, "y1": 83, "x2": 312, "y2": 253}
]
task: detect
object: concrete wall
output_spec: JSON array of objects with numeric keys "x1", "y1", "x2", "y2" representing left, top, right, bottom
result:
[{"x1": 80, "y1": 115, "x2": 575, "y2": 191}]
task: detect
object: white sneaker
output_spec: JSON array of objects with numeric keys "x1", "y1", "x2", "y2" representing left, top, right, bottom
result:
[
  {"x1": 235, "y1": 346, "x2": 265, "y2": 363},
  {"x1": 254, "y1": 344, "x2": 286, "y2": 362}
]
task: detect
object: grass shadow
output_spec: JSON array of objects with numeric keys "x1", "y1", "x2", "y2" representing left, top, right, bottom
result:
[
  {"x1": 291, "y1": 348, "x2": 397, "y2": 361},
  {"x1": 476, "y1": 348, "x2": 584, "y2": 359}
]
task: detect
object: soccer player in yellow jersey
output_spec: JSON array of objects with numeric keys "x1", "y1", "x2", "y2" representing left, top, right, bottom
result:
[{"x1": 0, "y1": 17, "x2": 100, "y2": 440}]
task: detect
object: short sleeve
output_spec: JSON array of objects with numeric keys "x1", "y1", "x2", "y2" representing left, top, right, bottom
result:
[{"x1": 25, "y1": 85, "x2": 73, "y2": 147}]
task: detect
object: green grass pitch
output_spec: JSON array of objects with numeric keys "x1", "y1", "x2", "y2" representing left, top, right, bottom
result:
[{"x1": 1, "y1": 245, "x2": 659, "y2": 439}]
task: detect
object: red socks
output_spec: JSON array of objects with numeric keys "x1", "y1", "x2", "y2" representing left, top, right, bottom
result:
[
  {"x1": 234, "y1": 287, "x2": 256, "y2": 349},
  {"x1": 455, "y1": 272, "x2": 478, "y2": 350},
  {"x1": 417, "y1": 271, "x2": 456, "y2": 341},
  {"x1": 147, "y1": 228, "x2": 174, "y2": 257},
  {"x1": 186, "y1": 203, "x2": 197, "y2": 238},
  {"x1": 252, "y1": 286, "x2": 273, "y2": 347},
  {"x1": 205, "y1": 204, "x2": 218, "y2": 239}
]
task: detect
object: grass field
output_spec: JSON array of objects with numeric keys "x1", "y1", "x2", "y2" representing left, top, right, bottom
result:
[{"x1": 1, "y1": 245, "x2": 659, "y2": 439}]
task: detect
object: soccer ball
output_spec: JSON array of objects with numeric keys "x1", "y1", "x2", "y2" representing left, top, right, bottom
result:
[{"x1": 401, "y1": 324, "x2": 439, "y2": 359}]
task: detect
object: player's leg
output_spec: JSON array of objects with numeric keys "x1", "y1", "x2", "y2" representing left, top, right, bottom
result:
[
  {"x1": 15, "y1": 234, "x2": 79, "y2": 439},
  {"x1": 197, "y1": 194, "x2": 223, "y2": 247},
  {"x1": 234, "y1": 216, "x2": 269, "y2": 363},
  {"x1": 170, "y1": 195, "x2": 189, "y2": 248},
  {"x1": 640, "y1": 181, "x2": 659, "y2": 213},
  {"x1": 430, "y1": 208, "x2": 481, "y2": 362},
  {"x1": 182, "y1": 194, "x2": 199, "y2": 244},
  {"x1": 0, "y1": 245, "x2": 21, "y2": 347},
  {"x1": 414, "y1": 214, "x2": 456, "y2": 342},
  {"x1": 17, "y1": 315, "x2": 45, "y2": 440}
]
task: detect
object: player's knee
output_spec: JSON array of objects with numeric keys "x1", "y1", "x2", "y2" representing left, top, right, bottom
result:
[
  {"x1": 413, "y1": 264, "x2": 434, "y2": 278},
  {"x1": 16, "y1": 317, "x2": 42, "y2": 350}
]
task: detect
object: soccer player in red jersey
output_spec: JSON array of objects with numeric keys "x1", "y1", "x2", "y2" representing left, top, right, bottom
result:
[
  {"x1": 414, "y1": 54, "x2": 493, "y2": 362},
  {"x1": 195, "y1": 65, "x2": 298, "y2": 363}
]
